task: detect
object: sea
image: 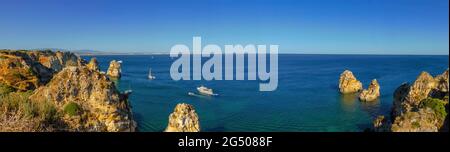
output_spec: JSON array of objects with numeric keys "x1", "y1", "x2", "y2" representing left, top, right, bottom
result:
[{"x1": 82, "y1": 54, "x2": 449, "y2": 132}]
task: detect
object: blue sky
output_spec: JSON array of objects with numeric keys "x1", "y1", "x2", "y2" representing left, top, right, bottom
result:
[{"x1": 0, "y1": 0, "x2": 448, "y2": 54}]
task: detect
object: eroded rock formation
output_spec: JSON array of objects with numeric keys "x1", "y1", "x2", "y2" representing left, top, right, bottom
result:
[
  {"x1": 107, "y1": 60, "x2": 121, "y2": 78},
  {"x1": 339, "y1": 70, "x2": 363, "y2": 94},
  {"x1": 374, "y1": 69, "x2": 449, "y2": 132},
  {"x1": 0, "y1": 50, "x2": 83, "y2": 91},
  {"x1": 0, "y1": 50, "x2": 136, "y2": 132},
  {"x1": 87, "y1": 57, "x2": 99, "y2": 71},
  {"x1": 359, "y1": 79, "x2": 380, "y2": 102},
  {"x1": 165, "y1": 103, "x2": 200, "y2": 132},
  {"x1": 30, "y1": 66, "x2": 136, "y2": 132}
]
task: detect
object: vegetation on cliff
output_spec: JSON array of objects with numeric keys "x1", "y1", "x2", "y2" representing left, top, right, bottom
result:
[
  {"x1": 0, "y1": 49, "x2": 135, "y2": 132},
  {"x1": 374, "y1": 69, "x2": 449, "y2": 132}
]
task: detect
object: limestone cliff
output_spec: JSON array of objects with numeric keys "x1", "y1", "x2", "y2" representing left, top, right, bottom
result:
[
  {"x1": 0, "y1": 50, "x2": 136, "y2": 132},
  {"x1": 392, "y1": 70, "x2": 448, "y2": 117},
  {"x1": 339, "y1": 70, "x2": 363, "y2": 94},
  {"x1": 165, "y1": 103, "x2": 200, "y2": 132},
  {"x1": 30, "y1": 66, "x2": 136, "y2": 132},
  {"x1": 374, "y1": 69, "x2": 449, "y2": 132},
  {"x1": 359, "y1": 79, "x2": 380, "y2": 102},
  {"x1": 0, "y1": 50, "x2": 84, "y2": 91}
]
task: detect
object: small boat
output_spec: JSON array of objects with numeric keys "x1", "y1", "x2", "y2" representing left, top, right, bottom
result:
[
  {"x1": 148, "y1": 68, "x2": 156, "y2": 80},
  {"x1": 197, "y1": 85, "x2": 217, "y2": 96},
  {"x1": 124, "y1": 90, "x2": 132, "y2": 94}
]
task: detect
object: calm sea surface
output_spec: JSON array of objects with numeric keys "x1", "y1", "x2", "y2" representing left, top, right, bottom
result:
[{"x1": 83, "y1": 54, "x2": 449, "y2": 132}]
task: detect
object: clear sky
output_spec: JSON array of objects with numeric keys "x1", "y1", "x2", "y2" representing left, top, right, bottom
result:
[{"x1": 0, "y1": 0, "x2": 448, "y2": 54}]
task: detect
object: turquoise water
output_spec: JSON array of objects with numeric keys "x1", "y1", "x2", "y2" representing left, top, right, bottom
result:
[{"x1": 83, "y1": 54, "x2": 449, "y2": 132}]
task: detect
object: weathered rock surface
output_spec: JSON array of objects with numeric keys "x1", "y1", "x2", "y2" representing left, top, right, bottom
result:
[
  {"x1": 392, "y1": 70, "x2": 448, "y2": 117},
  {"x1": 391, "y1": 108, "x2": 440, "y2": 132},
  {"x1": 106, "y1": 60, "x2": 121, "y2": 78},
  {"x1": 374, "y1": 69, "x2": 449, "y2": 132},
  {"x1": 165, "y1": 103, "x2": 200, "y2": 132},
  {"x1": 373, "y1": 116, "x2": 390, "y2": 132},
  {"x1": 339, "y1": 70, "x2": 363, "y2": 94},
  {"x1": 30, "y1": 66, "x2": 136, "y2": 132},
  {"x1": 0, "y1": 50, "x2": 83, "y2": 91},
  {"x1": 359, "y1": 79, "x2": 380, "y2": 102},
  {"x1": 87, "y1": 57, "x2": 99, "y2": 71}
]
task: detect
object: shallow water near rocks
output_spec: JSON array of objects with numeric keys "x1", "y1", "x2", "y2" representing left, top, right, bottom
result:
[{"x1": 83, "y1": 54, "x2": 449, "y2": 132}]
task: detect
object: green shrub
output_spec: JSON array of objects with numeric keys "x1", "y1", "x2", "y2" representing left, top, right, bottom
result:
[
  {"x1": 38, "y1": 101, "x2": 58, "y2": 122},
  {"x1": 0, "y1": 91, "x2": 59, "y2": 122},
  {"x1": 0, "y1": 91, "x2": 33, "y2": 117},
  {"x1": 63, "y1": 102, "x2": 81, "y2": 116},
  {"x1": 420, "y1": 98, "x2": 447, "y2": 120},
  {"x1": 0, "y1": 83, "x2": 15, "y2": 95},
  {"x1": 412, "y1": 121, "x2": 421, "y2": 128}
]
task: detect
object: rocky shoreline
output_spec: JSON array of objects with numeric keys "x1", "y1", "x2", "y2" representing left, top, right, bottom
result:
[
  {"x1": 0, "y1": 49, "x2": 135, "y2": 132},
  {"x1": 339, "y1": 69, "x2": 448, "y2": 132},
  {"x1": 374, "y1": 69, "x2": 449, "y2": 132}
]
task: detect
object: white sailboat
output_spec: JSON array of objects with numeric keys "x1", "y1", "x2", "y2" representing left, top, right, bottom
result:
[{"x1": 148, "y1": 68, "x2": 156, "y2": 80}]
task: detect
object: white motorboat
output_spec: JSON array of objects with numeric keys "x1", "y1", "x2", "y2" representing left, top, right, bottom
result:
[{"x1": 197, "y1": 85, "x2": 217, "y2": 96}]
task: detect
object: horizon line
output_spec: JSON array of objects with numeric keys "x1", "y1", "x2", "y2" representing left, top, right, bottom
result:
[{"x1": 1, "y1": 48, "x2": 448, "y2": 56}]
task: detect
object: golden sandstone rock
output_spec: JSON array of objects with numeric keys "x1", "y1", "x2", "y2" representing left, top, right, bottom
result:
[
  {"x1": 107, "y1": 60, "x2": 121, "y2": 78},
  {"x1": 87, "y1": 57, "x2": 99, "y2": 71},
  {"x1": 0, "y1": 50, "x2": 136, "y2": 132},
  {"x1": 30, "y1": 66, "x2": 136, "y2": 132},
  {"x1": 0, "y1": 50, "x2": 82, "y2": 91},
  {"x1": 359, "y1": 79, "x2": 380, "y2": 102},
  {"x1": 338, "y1": 70, "x2": 363, "y2": 94},
  {"x1": 165, "y1": 103, "x2": 200, "y2": 132},
  {"x1": 374, "y1": 69, "x2": 449, "y2": 132}
]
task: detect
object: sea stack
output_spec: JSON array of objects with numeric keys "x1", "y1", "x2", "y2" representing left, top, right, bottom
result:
[
  {"x1": 338, "y1": 70, "x2": 363, "y2": 94},
  {"x1": 87, "y1": 57, "x2": 99, "y2": 71},
  {"x1": 359, "y1": 79, "x2": 380, "y2": 102},
  {"x1": 107, "y1": 60, "x2": 121, "y2": 78},
  {"x1": 165, "y1": 103, "x2": 200, "y2": 132}
]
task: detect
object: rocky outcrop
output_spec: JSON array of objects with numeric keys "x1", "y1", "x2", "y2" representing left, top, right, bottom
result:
[
  {"x1": 87, "y1": 58, "x2": 99, "y2": 71},
  {"x1": 1, "y1": 50, "x2": 137, "y2": 132},
  {"x1": 106, "y1": 60, "x2": 121, "y2": 78},
  {"x1": 165, "y1": 103, "x2": 200, "y2": 132},
  {"x1": 0, "y1": 50, "x2": 84, "y2": 91},
  {"x1": 29, "y1": 66, "x2": 136, "y2": 132},
  {"x1": 359, "y1": 79, "x2": 380, "y2": 102},
  {"x1": 374, "y1": 69, "x2": 449, "y2": 132},
  {"x1": 392, "y1": 70, "x2": 448, "y2": 117},
  {"x1": 373, "y1": 116, "x2": 390, "y2": 132},
  {"x1": 339, "y1": 70, "x2": 363, "y2": 94},
  {"x1": 391, "y1": 108, "x2": 440, "y2": 132},
  {"x1": 434, "y1": 69, "x2": 449, "y2": 99}
]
